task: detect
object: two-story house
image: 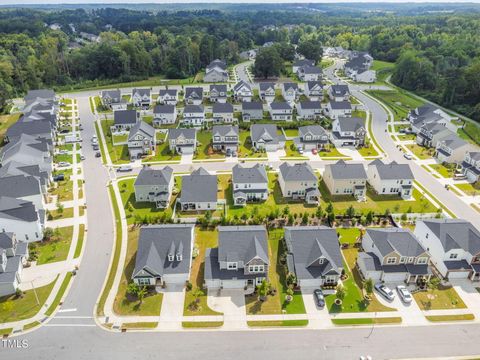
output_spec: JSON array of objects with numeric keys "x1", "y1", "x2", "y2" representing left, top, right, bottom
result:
[
  {"x1": 285, "y1": 226, "x2": 343, "y2": 288},
  {"x1": 167, "y1": 128, "x2": 197, "y2": 154},
  {"x1": 158, "y1": 89, "x2": 178, "y2": 105},
  {"x1": 259, "y1": 82, "x2": 276, "y2": 103},
  {"x1": 212, "y1": 125, "x2": 239, "y2": 153},
  {"x1": 131, "y1": 88, "x2": 151, "y2": 108},
  {"x1": 0, "y1": 175, "x2": 45, "y2": 212},
  {"x1": 358, "y1": 228, "x2": 432, "y2": 283},
  {"x1": 344, "y1": 54, "x2": 376, "y2": 83},
  {"x1": 204, "y1": 225, "x2": 269, "y2": 289},
  {"x1": 101, "y1": 90, "x2": 124, "y2": 109},
  {"x1": 416, "y1": 123, "x2": 453, "y2": 148},
  {"x1": 111, "y1": 109, "x2": 139, "y2": 133},
  {"x1": 305, "y1": 81, "x2": 324, "y2": 101},
  {"x1": 231, "y1": 164, "x2": 269, "y2": 206},
  {"x1": 250, "y1": 124, "x2": 285, "y2": 151},
  {"x1": 153, "y1": 105, "x2": 177, "y2": 127},
  {"x1": 132, "y1": 224, "x2": 194, "y2": 286},
  {"x1": 325, "y1": 100, "x2": 352, "y2": 120},
  {"x1": 242, "y1": 102, "x2": 264, "y2": 122},
  {"x1": 233, "y1": 81, "x2": 253, "y2": 102},
  {"x1": 209, "y1": 84, "x2": 228, "y2": 103},
  {"x1": 298, "y1": 66, "x2": 322, "y2": 82},
  {"x1": 329, "y1": 85, "x2": 350, "y2": 102},
  {"x1": 295, "y1": 125, "x2": 329, "y2": 151},
  {"x1": 367, "y1": 160, "x2": 414, "y2": 199},
  {"x1": 292, "y1": 59, "x2": 315, "y2": 74},
  {"x1": 461, "y1": 151, "x2": 480, "y2": 183},
  {"x1": 0, "y1": 232, "x2": 29, "y2": 297},
  {"x1": 408, "y1": 104, "x2": 456, "y2": 134},
  {"x1": 331, "y1": 116, "x2": 366, "y2": 147},
  {"x1": 212, "y1": 103, "x2": 234, "y2": 124},
  {"x1": 281, "y1": 83, "x2": 298, "y2": 104},
  {"x1": 184, "y1": 87, "x2": 203, "y2": 105},
  {"x1": 0, "y1": 197, "x2": 44, "y2": 242},
  {"x1": 269, "y1": 102, "x2": 293, "y2": 121},
  {"x1": 178, "y1": 168, "x2": 217, "y2": 212},
  {"x1": 134, "y1": 166, "x2": 174, "y2": 209},
  {"x1": 414, "y1": 219, "x2": 480, "y2": 281},
  {"x1": 323, "y1": 160, "x2": 367, "y2": 198},
  {"x1": 127, "y1": 121, "x2": 155, "y2": 160},
  {"x1": 278, "y1": 162, "x2": 320, "y2": 204},
  {"x1": 435, "y1": 133, "x2": 473, "y2": 164},
  {"x1": 204, "y1": 59, "x2": 228, "y2": 83},
  {"x1": 182, "y1": 105, "x2": 205, "y2": 127},
  {"x1": 296, "y1": 101, "x2": 322, "y2": 120}
]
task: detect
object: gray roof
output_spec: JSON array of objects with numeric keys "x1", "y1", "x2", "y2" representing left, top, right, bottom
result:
[
  {"x1": 282, "y1": 82, "x2": 298, "y2": 92},
  {"x1": 159, "y1": 89, "x2": 177, "y2": 97},
  {"x1": 134, "y1": 166, "x2": 173, "y2": 187},
  {"x1": 0, "y1": 175, "x2": 42, "y2": 198},
  {"x1": 6, "y1": 120, "x2": 52, "y2": 140},
  {"x1": 0, "y1": 161, "x2": 49, "y2": 188},
  {"x1": 330, "y1": 85, "x2": 350, "y2": 96},
  {"x1": 250, "y1": 124, "x2": 282, "y2": 144},
  {"x1": 25, "y1": 89, "x2": 55, "y2": 102},
  {"x1": 299, "y1": 125, "x2": 327, "y2": 138},
  {"x1": 185, "y1": 87, "x2": 203, "y2": 100},
  {"x1": 180, "y1": 167, "x2": 217, "y2": 203},
  {"x1": 285, "y1": 226, "x2": 343, "y2": 279},
  {"x1": 368, "y1": 159, "x2": 414, "y2": 180},
  {"x1": 259, "y1": 82, "x2": 275, "y2": 91},
  {"x1": 132, "y1": 224, "x2": 194, "y2": 279},
  {"x1": 132, "y1": 88, "x2": 150, "y2": 97},
  {"x1": 345, "y1": 56, "x2": 369, "y2": 72},
  {"x1": 307, "y1": 81, "x2": 323, "y2": 91},
  {"x1": 101, "y1": 89, "x2": 121, "y2": 100},
  {"x1": 154, "y1": 105, "x2": 175, "y2": 114},
  {"x1": 421, "y1": 219, "x2": 480, "y2": 255},
  {"x1": 270, "y1": 102, "x2": 292, "y2": 111},
  {"x1": 234, "y1": 80, "x2": 251, "y2": 92},
  {"x1": 329, "y1": 100, "x2": 351, "y2": 110},
  {"x1": 357, "y1": 252, "x2": 382, "y2": 272},
  {"x1": 168, "y1": 128, "x2": 196, "y2": 142},
  {"x1": 300, "y1": 65, "x2": 322, "y2": 74},
  {"x1": 207, "y1": 59, "x2": 227, "y2": 71},
  {"x1": 210, "y1": 84, "x2": 227, "y2": 94},
  {"x1": 327, "y1": 160, "x2": 367, "y2": 180},
  {"x1": 279, "y1": 162, "x2": 317, "y2": 182},
  {"x1": 299, "y1": 101, "x2": 321, "y2": 110},
  {"x1": 293, "y1": 59, "x2": 314, "y2": 67},
  {"x1": 467, "y1": 152, "x2": 480, "y2": 161},
  {"x1": 217, "y1": 225, "x2": 268, "y2": 264},
  {"x1": 212, "y1": 125, "x2": 238, "y2": 137},
  {"x1": 114, "y1": 110, "x2": 138, "y2": 125},
  {"x1": 242, "y1": 102, "x2": 263, "y2": 111},
  {"x1": 232, "y1": 164, "x2": 268, "y2": 184},
  {"x1": 0, "y1": 232, "x2": 15, "y2": 249},
  {"x1": 337, "y1": 117, "x2": 365, "y2": 132},
  {"x1": 0, "y1": 196, "x2": 38, "y2": 222},
  {"x1": 184, "y1": 104, "x2": 204, "y2": 113},
  {"x1": 437, "y1": 133, "x2": 468, "y2": 150},
  {"x1": 128, "y1": 121, "x2": 155, "y2": 141},
  {"x1": 366, "y1": 228, "x2": 426, "y2": 258},
  {"x1": 212, "y1": 102, "x2": 233, "y2": 114},
  {"x1": 422, "y1": 122, "x2": 449, "y2": 134}
]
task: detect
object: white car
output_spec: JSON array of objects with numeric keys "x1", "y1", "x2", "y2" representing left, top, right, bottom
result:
[
  {"x1": 396, "y1": 285, "x2": 413, "y2": 304},
  {"x1": 117, "y1": 165, "x2": 133, "y2": 172},
  {"x1": 404, "y1": 153, "x2": 412, "y2": 160},
  {"x1": 374, "y1": 283, "x2": 395, "y2": 301},
  {"x1": 57, "y1": 161, "x2": 70, "y2": 167}
]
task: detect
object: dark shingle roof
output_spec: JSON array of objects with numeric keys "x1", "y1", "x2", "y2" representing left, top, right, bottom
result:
[
  {"x1": 135, "y1": 166, "x2": 173, "y2": 187},
  {"x1": 212, "y1": 102, "x2": 233, "y2": 114},
  {"x1": 259, "y1": 82, "x2": 275, "y2": 91},
  {"x1": 128, "y1": 121, "x2": 155, "y2": 141},
  {"x1": 217, "y1": 225, "x2": 268, "y2": 264},
  {"x1": 0, "y1": 175, "x2": 42, "y2": 198},
  {"x1": 0, "y1": 196, "x2": 38, "y2": 222},
  {"x1": 270, "y1": 102, "x2": 292, "y2": 111},
  {"x1": 154, "y1": 105, "x2": 175, "y2": 114},
  {"x1": 212, "y1": 125, "x2": 238, "y2": 137},
  {"x1": 180, "y1": 167, "x2": 217, "y2": 203},
  {"x1": 299, "y1": 101, "x2": 321, "y2": 110},
  {"x1": 279, "y1": 162, "x2": 317, "y2": 182},
  {"x1": 114, "y1": 110, "x2": 138, "y2": 125},
  {"x1": 329, "y1": 100, "x2": 351, "y2": 110},
  {"x1": 328, "y1": 160, "x2": 367, "y2": 180},
  {"x1": 337, "y1": 117, "x2": 365, "y2": 132},
  {"x1": 422, "y1": 219, "x2": 480, "y2": 255},
  {"x1": 184, "y1": 104, "x2": 204, "y2": 113},
  {"x1": 242, "y1": 102, "x2": 263, "y2": 111},
  {"x1": 185, "y1": 87, "x2": 203, "y2": 100},
  {"x1": 232, "y1": 164, "x2": 268, "y2": 184},
  {"x1": 367, "y1": 228, "x2": 426, "y2": 258},
  {"x1": 299, "y1": 125, "x2": 327, "y2": 138},
  {"x1": 368, "y1": 160, "x2": 414, "y2": 180},
  {"x1": 330, "y1": 85, "x2": 349, "y2": 96},
  {"x1": 168, "y1": 128, "x2": 196, "y2": 142}
]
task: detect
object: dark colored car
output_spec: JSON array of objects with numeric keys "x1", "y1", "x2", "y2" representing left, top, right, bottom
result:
[
  {"x1": 53, "y1": 174, "x2": 65, "y2": 182},
  {"x1": 313, "y1": 289, "x2": 325, "y2": 308},
  {"x1": 95, "y1": 152, "x2": 101, "y2": 158}
]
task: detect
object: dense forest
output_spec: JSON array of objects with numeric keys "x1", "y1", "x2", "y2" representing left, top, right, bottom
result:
[{"x1": 0, "y1": 5, "x2": 479, "y2": 120}]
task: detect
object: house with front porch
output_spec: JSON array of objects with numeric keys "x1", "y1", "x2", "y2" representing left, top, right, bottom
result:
[
  {"x1": 357, "y1": 228, "x2": 432, "y2": 284},
  {"x1": 182, "y1": 105, "x2": 205, "y2": 127},
  {"x1": 408, "y1": 104, "x2": 456, "y2": 134},
  {"x1": 416, "y1": 123, "x2": 452, "y2": 148},
  {"x1": 178, "y1": 167, "x2": 217, "y2": 212},
  {"x1": 435, "y1": 133, "x2": 473, "y2": 165},
  {"x1": 153, "y1": 105, "x2": 177, "y2": 127},
  {"x1": 325, "y1": 100, "x2": 352, "y2": 120},
  {"x1": 167, "y1": 128, "x2": 197, "y2": 154},
  {"x1": 296, "y1": 101, "x2": 322, "y2": 120},
  {"x1": 285, "y1": 226, "x2": 343, "y2": 288},
  {"x1": 292, "y1": 59, "x2": 315, "y2": 74},
  {"x1": 101, "y1": 89, "x2": 122, "y2": 108},
  {"x1": 111, "y1": 109, "x2": 139, "y2": 133},
  {"x1": 367, "y1": 159, "x2": 414, "y2": 199},
  {"x1": 323, "y1": 160, "x2": 367, "y2": 198},
  {"x1": 331, "y1": 116, "x2": 366, "y2": 147},
  {"x1": 184, "y1": 87, "x2": 204, "y2": 105},
  {"x1": 231, "y1": 164, "x2": 269, "y2": 206},
  {"x1": 414, "y1": 219, "x2": 480, "y2": 281},
  {"x1": 461, "y1": 151, "x2": 480, "y2": 183},
  {"x1": 158, "y1": 89, "x2": 178, "y2": 105},
  {"x1": 329, "y1": 85, "x2": 350, "y2": 102},
  {"x1": 269, "y1": 102, "x2": 293, "y2": 121},
  {"x1": 305, "y1": 81, "x2": 324, "y2": 101},
  {"x1": 259, "y1": 82, "x2": 276, "y2": 103},
  {"x1": 209, "y1": 84, "x2": 228, "y2": 103},
  {"x1": 0, "y1": 232, "x2": 29, "y2": 297},
  {"x1": 212, "y1": 103, "x2": 234, "y2": 124},
  {"x1": 132, "y1": 224, "x2": 194, "y2": 287},
  {"x1": 204, "y1": 225, "x2": 269, "y2": 289},
  {"x1": 212, "y1": 125, "x2": 239, "y2": 152},
  {"x1": 281, "y1": 83, "x2": 298, "y2": 104},
  {"x1": 233, "y1": 81, "x2": 253, "y2": 102},
  {"x1": 294, "y1": 125, "x2": 329, "y2": 151},
  {"x1": 127, "y1": 121, "x2": 155, "y2": 160},
  {"x1": 278, "y1": 162, "x2": 320, "y2": 205},
  {"x1": 250, "y1": 124, "x2": 285, "y2": 151},
  {"x1": 298, "y1": 66, "x2": 322, "y2": 82},
  {"x1": 131, "y1": 88, "x2": 151, "y2": 108},
  {"x1": 241, "y1": 102, "x2": 264, "y2": 122},
  {"x1": 134, "y1": 166, "x2": 174, "y2": 209}
]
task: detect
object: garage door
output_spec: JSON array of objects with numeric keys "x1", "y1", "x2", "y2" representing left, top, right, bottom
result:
[
  {"x1": 205, "y1": 279, "x2": 221, "y2": 289},
  {"x1": 222, "y1": 280, "x2": 244, "y2": 289},
  {"x1": 448, "y1": 271, "x2": 470, "y2": 279},
  {"x1": 300, "y1": 279, "x2": 323, "y2": 288},
  {"x1": 382, "y1": 272, "x2": 407, "y2": 282}
]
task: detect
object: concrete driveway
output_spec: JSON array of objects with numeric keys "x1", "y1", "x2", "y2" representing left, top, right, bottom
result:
[
  {"x1": 336, "y1": 146, "x2": 364, "y2": 161},
  {"x1": 180, "y1": 153, "x2": 193, "y2": 164},
  {"x1": 267, "y1": 149, "x2": 286, "y2": 162},
  {"x1": 207, "y1": 288, "x2": 247, "y2": 329},
  {"x1": 301, "y1": 287, "x2": 332, "y2": 328},
  {"x1": 452, "y1": 280, "x2": 480, "y2": 318},
  {"x1": 158, "y1": 284, "x2": 186, "y2": 330}
]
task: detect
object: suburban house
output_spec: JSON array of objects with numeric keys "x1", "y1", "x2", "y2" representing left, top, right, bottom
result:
[
  {"x1": 414, "y1": 219, "x2": 480, "y2": 281},
  {"x1": 325, "y1": 100, "x2": 352, "y2": 119},
  {"x1": 212, "y1": 103, "x2": 234, "y2": 123},
  {"x1": 292, "y1": 59, "x2": 315, "y2": 73},
  {"x1": 278, "y1": 162, "x2": 320, "y2": 204},
  {"x1": 296, "y1": 101, "x2": 322, "y2": 120},
  {"x1": 344, "y1": 54, "x2": 376, "y2": 83},
  {"x1": 294, "y1": 125, "x2": 329, "y2": 151},
  {"x1": 184, "y1": 87, "x2": 204, "y2": 105},
  {"x1": 101, "y1": 90, "x2": 124, "y2": 110},
  {"x1": 178, "y1": 168, "x2": 217, "y2": 212},
  {"x1": 111, "y1": 109, "x2": 139, "y2": 132},
  {"x1": 435, "y1": 133, "x2": 473, "y2": 164},
  {"x1": 329, "y1": 85, "x2": 350, "y2": 102},
  {"x1": 269, "y1": 102, "x2": 293, "y2": 121},
  {"x1": 0, "y1": 232, "x2": 28, "y2": 297},
  {"x1": 231, "y1": 164, "x2": 269, "y2": 206},
  {"x1": 0, "y1": 175, "x2": 45, "y2": 212},
  {"x1": 298, "y1": 66, "x2": 322, "y2": 82},
  {"x1": 0, "y1": 196, "x2": 44, "y2": 242},
  {"x1": 209, "y1": 84, "x2": 228, "y2": 103},
  {"x1": 127, "y1": 121, "x2": 155, "y2": 160},
  {"x1": 153, "y1": 105, "x2": 177, "y2": 127},
  {"x1": 131, "y1": 88, "x2": 151, "y2": 108},
  {"x1": 182, "y1": 105, "x2": 205, "y2": 127},
  {"x1": 305, "y1": 81, "x2": 324, "y2": 101},
  {"x1": 367, "y1": 160, "x2": 414, "y2": 199},
  {"x1": 241, "y1": 102, "x2": 264, "y2": 122},
  {"x1": 158, "y1": 89, "x2": 178, "y2": 105},
  {"x1": 250, "y1": 124, "x2": 285, "y2": 151},
  {"x1": 357, "y1": 228, "x2": 432, "y2": 283},
  {"x1": 331, "y1": 116, "x2": 366, "y2": 147},
  {"x1": 285, "y1": 226, "x2": 343, "y2": 288},
  {"x1": 134, "y1": 166, "x2": 174, "y2": 209},
  {"x1": 409, "y1": 104, "x2": 456, "y2": 133},
  {"x1": 204, "y1": 59, "x2": 228, "y2": 83},
  {"x1": 167, "y1": 128, "x2": 197, "y2": 154},
  {"x1": 416, "y1": 123, "x2": 453, "y2": 148},
  {"x1": 281, "y1": 82, "x2": 298, "y2": 104},
  {"x1": 212, "y1": 125, "x2": 239, "y2": 152},
  {"x1": 233, "y1": 81, "x2": 253, "y2": 102},
  {"x1": 323, "y1": 160, "x2": 368, "y2": 198},
  {"x1": 259, "y1": 82, "x2": 276, "y2": 103},
  {"x1": 204, "y1": 225, "x2": 269, "y2": 289},
  {"x1": 461, "y1": 151, "x2": 480, "y2": 183},
  {"x1": 131, "y1": 224, "x2": 194, "y2": 286}
]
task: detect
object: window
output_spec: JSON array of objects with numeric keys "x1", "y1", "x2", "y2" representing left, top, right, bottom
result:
[
  {"x1": 168, "y1": 254, "x2": 174, "y2": 262},
  {"x1": 449, "y1": 253, "x2": 458, "y2": 259},
  {"x1": 227, "y1": 262, "x2": 238, "y2": 270},
  {"x1": 249, "y1": 265, "x2": 265, "y2": 273},
  {"x1": 399, "y1": 257, "x2": 406, "y2": 264},
  {"x1": 426, "y1": 233, "x2": 429, "y2": 239},
  {"x1": 319, "y1": 258, "x2": 324, "y2": 264},
  {"x1": 407, "y1": 257, "x2": 414, "y2": 264},
  {"x1": 176, "y1": 254, "x2": 182, "y2": 261},
  {"x1": 417, "y1": 257, "x2": 428, "y2": 265},
  {"x1": 386, "y1": 257, "x2": 396, "y2": 264},
  {"x1": 137, "y1": 278, "x2": 151, "y2": 286}
]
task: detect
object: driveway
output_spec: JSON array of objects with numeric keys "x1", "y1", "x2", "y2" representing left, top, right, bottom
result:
[
  {"x1": 452, "y1": 280, "x2": 480, "y2": 318},
  {"x1": 301, "y1": 287, "x2": 332, "y2": 328},
  {"x1": 158, "y1": 284, "x2": 186, "y2": 330},
  {"x1": 267, "y1": 149, "x2": 286, "y2": 162},
  {"x1": 207, "y1": 288, "x2": 247, "y2": 329},
  {"x1": 180, "y1": 153, "x2": 193, "y2": 164},
  {"x1": 336, "y1": 146, "x2": 364, "y2": 161}
]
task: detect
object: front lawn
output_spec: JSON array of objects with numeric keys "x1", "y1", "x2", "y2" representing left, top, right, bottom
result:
[
  {"x1": 413, "y1": 286, "x2": 467, "y2": 310},
  {"x1": 332, "y1": 317, "x2": 402, "y2": 325},
  {"x1": 319, "y1": 147, "x2": 349, "y2": 159},
  {"x1": 358, "y1": 144, "x2": 379, "y2": 158},
  {"x1": 47, "y1": 207, "x2": 74, "y2": 220},
  {"x1": 455, "y1": 182, "x2": 480, "y2": 196},
  {"x1": 284, "y1": 140, "x2": 307, "y2": 159},
  {"x1": 429, "y1": 164, "x2": 455, "y2": 178},
  {"x1": 34, "y1": 226, "x2": 74, "y2": 265},
  {"x1": 194, "y1": 130, "x2": 225, "y2": 160},
  {"x1": 100, "y1": 120, "x2": 130, "y2": 164},
  {"x1": 142, "y1": 140, "x2": 181, "y2": 163},
  {"x1": 238, "y1": 131, "x2": 267, "y2": 159},
  {"x1": 406, "y1": 144, "x2": 434, "y2": 160}
]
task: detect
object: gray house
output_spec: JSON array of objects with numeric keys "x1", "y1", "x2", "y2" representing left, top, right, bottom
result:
[
  {"x1": 285, "y1": 226, "x2": 343, "y2": 288},
  {"x1": 209, "y1": 84, "x2": 228, "y2": 103},
  {"x1": 212, "y1": 125, "x2": 239, "y2": 152},
  {"x1": 269, "y1": 102, "x2": 293, "y2": 121},
  {"x1": 212, "y1": 103, "x2": 234, "y2": 124},
  {"x1": 329, "y1": 85, "x2": 350, "y2": 101},
  {"x1": 295, "y1": 125, "x2": 329, "y2": 151},
  {"x1": 134, "y1": 166, "x2": 174, "y2": 209},
  {"x1": 250, "y1": 124, "x2": 285, "y2": 151},
  {"x1": 232, "y1": 164, "x2": 269, "y2": 206},
  {"x1": 127, "y1": 121, "x2": 155, "y2": 160},
  {"x1": 259, "y1": 82, "x2": 276, "y2": 103},
  {"x1": 101, "y1": 90, "x2": 121, "y2": 107},
  {"x1": 132, "y1": 88, "x2": 151, "y2": 108},
  {"x1": 158, "y1": 89, "x2": 178, "y2": 105},
  {"x1": 242, "y1": 102, "x2": 264, "y2": 122},
  {"x1": 0, "y1": 232, "x2": 28, "y2": 297},
  {"x1": 331, "y1": 116, "x2": 366, "y2": 147},
  {"x1": 204, "y1": 225, "x2": 269, "y2": 289},
  {"x1": 167, "y1": 128, "x2": 197, "y2": 154},
  {"x1": 416, "y1": 123, "x2": 452, "y2": 148},
  {"x1": 153, "y1": 105, "x2": 177, "y2": 126},
  {"x1": 278, "y1": 162, "x2": 320, "y2": 204},
  {"x1": 111, "y1": 110, "x2": 139, "y2": 132},
  {"x1": 367, "y1": 160, "x2": 414, "y2": 199},
  {"x1": 178, "y1": 168, "x2": 217, "y2": 212},
  {"x1": 184, "y1": 87, "x2": 204, "y2": 105},
  {"x1": 296, "y1": 101, "x2": 322, "y2": 120},
  {"x1": 305, "y1": 81, "x2": 324, "y2": 101},
  {"x1": 132, "y1": 224, "x2": 194, "y2": 286},
  {"x1": 233, "y1": 81, "x2": 253, "y2": 102},
  {"x1": 204, "y1": 59, "x2": 228, "y2": 83}
]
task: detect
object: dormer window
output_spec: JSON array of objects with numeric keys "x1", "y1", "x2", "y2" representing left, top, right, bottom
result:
[
  {"x1": 386, "y1": 257, "x2": 396, "y2": 264},
  {"x1": 319, "y1": 258, "x2": 324, "y2": 265},
  {"x1": 399, "y1": 257, "x2": 406, "y2": 264},
  {"x1": 176, "y1": 254, "x2": 182, "y2": 261},
  {"x1": 227, "y1": 262, "x2": 237, "y2": 270},
  {"x1": 168, "y1": 254, "x2": 174, "y2": 262},
  {"x1": 449, "y1": 253, "x2": 458, "y2": 259}
]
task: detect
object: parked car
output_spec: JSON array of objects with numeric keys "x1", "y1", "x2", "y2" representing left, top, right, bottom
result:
[
  {"x1": 57, "y1": 161, "x2": 70, "y2": 167},
  {"x1": 117, "y1": 165, "x2": 133, "y2": 172},
  {"x1": 226, "y1": 148, "x2": 232, "y2": 157},
  {"x1": 298, "y1": 148, "x2": 304, "y2": 154},
  {"x1": 396, "y1": 285, "x2": 412, "y2": 304},
  {"x1": 92, "y1": 144, "x2": 99, "y2": 150},
  {"x1": 313, "y1": 289, "x2": 325, "y2": 308},
  {"x1": 403, "y1": 153, "x2": 412, "y2": 160},
  {"x1": 80, "y1": 155, "x2": 85, "y2": 160},
  {"x1": 53, "y1": 174, "x2": 65, "y2": 182},
  {"x1": 95, "y1": 152, "x2": 101, "y2": 158},
  {"x1": 374, "y1": 283, "x2": 395, "y2": 301}
]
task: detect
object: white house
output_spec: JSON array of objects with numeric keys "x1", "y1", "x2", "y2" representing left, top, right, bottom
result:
[
  {"x1": 367, "y1": 160, "x2": 414, "y2": 199},
  {"x1": 329, "y1": 85, "x2": 350, "y2": 102},
  {"x1": 259, "y1": 82, "x2": 276, "y2": 103},
  {"x1": 323, "y1": 160, "x2": 367, "y2": 199},
  {"x1": 296, "y1": 101, "x2": 322, "y2": 120},
  {"x1": 209, "y1": 84, "x2": 228, "y2": 103},
  {"x1": 461, "y1": 151, "x2": 480, "y2": 183},
  {"x1": 158, "y1": 89, "x2": 178, "y2": 105},
  {"x1": 305, "y1": 81, "x2": 324, "y2": 101},
  {"x1": 435, "y1": 133, "x2": 473, "y2": 164},
  {"x1": 278, "y1": 162, "x2": 320, "y2": 204},
  {"x1": 269, "y1": 102, "x2": 293, "y2": 121},
  {"x1": 281, "y1": 83, "x2": 298, "y2": 104},
  {"x1": 231, "y1": 164, "x2": 269, "y2": 206},
  {"x1": 212, "y1": 103, "x2": 234, "y2": 123},
  {"x1": 178, "y1": 168, "x2": 217, "y2": 212},
  {"x1": 331, "y1": 116, "x2": 366, "y2": 147},
  {"x1": 0, "y1": 197, "x2": 43, "y2": 243},
  {"x1": 131, "y1": 88, "x2": 151, "y2": 108},
  {"x1": 325, "y1": 100, "x2": 351, "y2": 120},
  {"x1": 233, "y1": 81, "x2": 253, "y2": 102},
  {"x1": 153, "y1": 105, "x2": 177, "y2": 126},
  {"x1": 182, "y1": 105, "x2": 205, "y2": 127}
]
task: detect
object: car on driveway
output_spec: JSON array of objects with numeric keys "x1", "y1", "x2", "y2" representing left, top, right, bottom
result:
[
  {"x1": 374, "y1": 283, "x2": 395, "y2": 301},
  {"x1": 53, "y1": 174, "x2": 65, "y2": 182},
  {"x1": 313, "y1": 289, "x2": 325, "y2": 308},
  {"x1": 404, "y1": 153, "x2": 412, "y2": 160},
  {"x1": 117, "y1": 165, "x2": 133, "y2": 172},
  {"x1": 57, "y1": 161, "x2": 70, "y2": 167},
  {"x1": 396, "y1": 285, "x2": 412, "y2": 304}
]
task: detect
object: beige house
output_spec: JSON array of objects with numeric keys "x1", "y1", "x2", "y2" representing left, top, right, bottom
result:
[{"x1": 323, "y1": 160, "x2": 367, "y2": 198}]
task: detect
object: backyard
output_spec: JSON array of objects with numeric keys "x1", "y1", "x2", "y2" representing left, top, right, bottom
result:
[{"x1": 406, "y1": 144, "x2": 435, "y2": 160}]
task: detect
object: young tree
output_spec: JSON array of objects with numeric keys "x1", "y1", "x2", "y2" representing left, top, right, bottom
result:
[
  {"x1": 56, "y1": 201, "x2": 64, "y2": 214},
  {"x1": 363, "y1": 278, "x2": 374, "y2": 295},
  {"x1": 336, "y1": 284, "x2": 346, "y2": 301},
  {"x1": 137, "y1": 286, "x2": 148, "y2": 304},
  {"x1": 345, "y1": 205, "x2": 355, "y2": 218},
  {"x1": 427, "y1": 277, "x2": 441, "y2": 295},
  {"x1": 257, "y1": 279, "x2": 270, "y2": 301}
]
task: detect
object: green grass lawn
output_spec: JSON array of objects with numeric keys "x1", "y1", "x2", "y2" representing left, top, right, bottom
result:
[
  {"x1": 93, "y1": 96, "x2": 112, "y2": 114},
  {"x1": 284, "y1": 140, "x2": 307, "y2": 159},
  {"x1": 283, "y1": 128, "x2": 299, "y2": 137},
  {"x1": 413, "y1": 287, "x2": 466, "y2": 310},
  {"x1": 455, "y1": 182, "x2": 480, "y2": 196},
  {"x1": 100, "y1": 120, "x2": 130, "y2": 164},
  {"x1": 142, "y1": 140, "x2": 181, "y2": 163},
  {"x1": 45, "y1": 272, "x2": 73, "y2": 316},
  {"x1": 0, "y1": 113, "x2": 21, "y2": 146},
  {"x1": 458, "y1": 122, "x2": 480, "y2": 146},
  {"x1": 112, "y1": 133, "x2": 128, "y2": 145},
  {"x1": 366, "y1": 89, "x2": 424, "y2": 121},
  {"x1": 238, "y1": 131, "x2": 267, "y2": 159},
  {"x1": 332, "y1": 317, "x2": 402, "y2": 325},
  {"x1": 426, "y1": 314, "x2": 474, "y2": 322},
  {"x1": 121, "y1": 322, "x2": 159, "y2": 329},
  {"x1": 74, "y1": 224, "x2": 85, "y2": 259},
  {"x1": 113, "y1": 227, "x2": 163, "y2": 316},
  {"x1": 194, "y1": 130, "x2": 225, "y2": 160},
  {"x1": 371, "y1": 60, "x2": 395, "y2": 82},
  {"x1": 406, "y1": 144, "x2": 435, "y2": 160},
  {"x1": 48, "y1": 207, "x2": 74, "y2": 220},
  {"x1": 182, "y1": 321, "x2": 224, "y2": 328},
  {"x1": 247, "y1": 320, "x2": 308, "y2": 327},
  {"x1": 319, "y1": 147, "x2": 349, "y2": 159},
  {"x1": 429, "y1": 164, "x2": 455, "y2": 178},
  {"x1": 35, "y1": 226, "x2": 74, "y2": 265},
  {"x1": 54, "y1": 154, "x2": 73, "y2": 164},
  {"x1": 358, "y1": 144, "x2": 379, "y2": 158},
  {"x1": 337, "y1": 228, "x2": 361, "y2": 245}
]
